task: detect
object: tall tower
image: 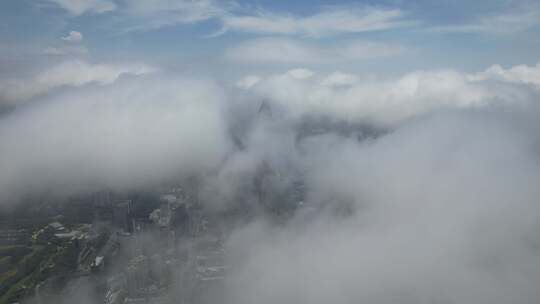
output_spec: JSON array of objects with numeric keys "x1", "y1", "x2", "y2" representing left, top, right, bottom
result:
[{"x1": 113, "y1": 200, "x2": 133, "y2": 233}]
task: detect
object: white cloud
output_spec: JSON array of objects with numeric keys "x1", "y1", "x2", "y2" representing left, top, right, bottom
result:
[
  {"x1": 47, "y1": 0, "x2": 116, "y2": 15},
  {"x1": 220, "y1": 6, "x2": 410, "y2": 37},
  {"x1": 0, "y1": 60, "x2": 155, "y2": 104},
  {"x1": 224, "y1": 38, "x2": 406, "y2": 64},
  {"x1": 61, "y1": 31, "x2": 83, "y2": 42}
]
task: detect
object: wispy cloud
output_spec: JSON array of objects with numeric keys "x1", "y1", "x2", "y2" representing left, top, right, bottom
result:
[
  {"x1": 44, "y1": 45, "x2": 88, "y2": 56},
  {"x1": 219, "y1": 6, "x2": 411, "y2": 37},
  {"x1": 430, "y1": 5, "x2": 540, "y2": 35},
  {"x1": 119, "y1": 0, "x2": 226, "y2": 31},
  {"x1": 44, "y1": 31, "x2": 85, "y2": 56},
  {"x1": 41, "y1": 0, "x2": 540, "y2": 37},
  {"x1": 46, "y1": 0, "x2": 116, "y2": 16},
  {"x1": 224, "y1": 37, "x2": 407, "y2": 64},
  {"x1": 43, "y1": 1, "x2": 412, "y2": 36}
]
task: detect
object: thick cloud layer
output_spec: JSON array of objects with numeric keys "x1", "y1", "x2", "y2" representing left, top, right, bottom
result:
[
  {"x1": 2, "y1": 60, "x2": 540, "y2": 304},
  {"x1": 224, "y1": 108, "x2": 540, "y2": 304},
  {"x1": 218, "y1": 63, "x2": 540, "y2": 304}
]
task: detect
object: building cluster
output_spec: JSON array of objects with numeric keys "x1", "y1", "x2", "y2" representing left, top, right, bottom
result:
[
  {"x1": 0, "y1": 228, "x2": 31, "y2": 246},
  {"x1": 101, "y1": 185, "x2": 229, "y2": 304},
  {"x1": 0, "y1": 183, "x2": 236, "y2": 304}
]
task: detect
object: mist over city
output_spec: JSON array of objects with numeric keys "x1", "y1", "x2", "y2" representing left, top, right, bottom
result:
[{"x1": 1, "y1": 1, "x2": 540, "y2": 303}]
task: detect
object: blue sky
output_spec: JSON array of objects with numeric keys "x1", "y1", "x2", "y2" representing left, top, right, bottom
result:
[{"x1": 1, "y1": 0, "x2": 539, "y2": 78}]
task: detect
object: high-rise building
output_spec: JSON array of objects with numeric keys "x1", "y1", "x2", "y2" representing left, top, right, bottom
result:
[
  {"x1": 113, "y1": 200, "x2": 133, "y2": 232},
  {"x1": 125, "y1": 255, "x2": 150, "y2": 296}
]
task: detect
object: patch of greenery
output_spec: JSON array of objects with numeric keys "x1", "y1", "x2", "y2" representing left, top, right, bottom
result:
[
  {"x1": 0, "y1": 269, "x2": 16, "y2": 285},
  {"x1": 0, "y1": 239, "x2": 81, "y2": 304},
  {"x1": 0, "y1": 245, "x2": 53, "y2": 303}
]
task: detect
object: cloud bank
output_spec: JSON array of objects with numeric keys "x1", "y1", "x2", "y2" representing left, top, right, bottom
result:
[
  {"x1": 0, "y1": 74, "x2": 230, "y2": 202},
  {"x1": 236, "y1": 64, "x2": 540, "y2": 125},
  {"x1": 0, "y1": 60, "x2": 155, "y2": 105}
]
